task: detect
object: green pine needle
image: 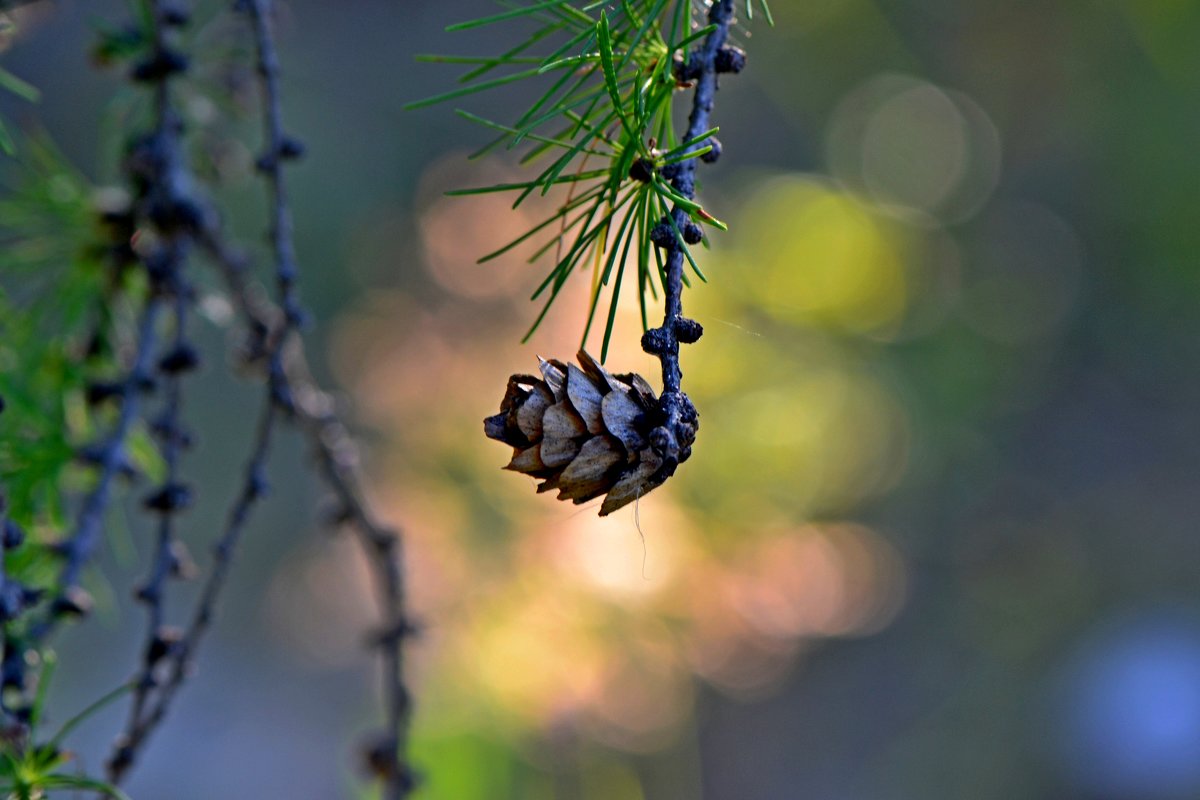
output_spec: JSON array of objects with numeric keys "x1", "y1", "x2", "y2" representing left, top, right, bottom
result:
[
  {"x1": 445, "y1": 0, "x2": 591, "y2": 32},
  {"x1": 412, "y1": 0, "x2": 752, "y2": 358},
  {"x1": 0, "y1": 67, "x2": 41, "y2": 102},
  {"x1": 747, "y1": 0, "x2": 775, "y2": 26}
]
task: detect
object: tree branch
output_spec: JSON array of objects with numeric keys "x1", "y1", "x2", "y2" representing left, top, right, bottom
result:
[
  {"x1": 108, "y1": 386, "x2": 277, "y2": 783},
  {"x1": 640, "y1": 0, "x2": 740, "y2": 485},
  {"x1": 106, "y1": 1, "x2": 415, "y2": 793},
  {"x1": 195, "y1": 226, "x2": 417, "y2": 794},
  {"x1": 113, "y1": 281, "x2": 194, "y2": 781},
  {"x1": 25, "y1": 295, "x2": 164, "y2": 649}
]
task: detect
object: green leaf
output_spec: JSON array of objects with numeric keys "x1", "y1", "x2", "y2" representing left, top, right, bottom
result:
[
  {"x1": 477, "y1": 183, "x2": 605, "y2": 263},
  {"x1": 462, "y1": 22, "x2": 565, "y2": 82},
  {"x1": 657, "y1": 195, "x2": 708, "y2": 282},
  {"x1": 659, "y1": 126, "x2": 719, "y2": 159},
  {"x1": 29, "y1": 651, "x2": 57, "y2": 731},
  {"x1": 670, "y1": 24, "x2": 718, "y2": 56},
  {"x1": 582, "y1": 187, "x2": 642, "y2": 345},
  {"x1": 414, "y1": 54, "x2": 546, "y2": 66},
  {"x1": 749, "y1": 0, "x2": 775, "y2": 26},
  {"x1": 599, "y1": 191, "x2": 646, "y2": 361}
]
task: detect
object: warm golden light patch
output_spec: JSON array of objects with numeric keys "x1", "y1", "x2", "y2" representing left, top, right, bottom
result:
[{"x1": 738, "y1": 177, "x2": 909, "y2": 335}]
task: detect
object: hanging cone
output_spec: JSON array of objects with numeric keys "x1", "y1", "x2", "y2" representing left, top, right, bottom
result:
[{"x1": 484, "y1": 351, "x2": 692, "y2": 515}]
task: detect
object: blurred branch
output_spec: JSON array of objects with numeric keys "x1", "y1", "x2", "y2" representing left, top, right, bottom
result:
[
  {"x1": 84, "y1": 0, "x2": 202, "y2": 782},
  {"x1": 108, "y1": 382, "x2": 276, "y2": 783},
  {"x1": 294, "y1": 364, "x2": 415, "y2": 797},
  {"x1": 195, "y1": 227, "x2": 418, "y2": 795},
  {"x1": 113, "y1": 282, "x2": 194, "y2": 782},
  {"x1": 225, "y1": 2, "x2": 414, "y2": 789},
  {"x1": 25, "y1": 295, "x2": 164, "y2": 647},
  {"x1": 103, "y1": 0, "x2": 415, "y2": 793}
]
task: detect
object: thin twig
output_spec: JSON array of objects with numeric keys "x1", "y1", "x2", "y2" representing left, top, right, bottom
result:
[
  {"x1": 106, "y1": 1, "x2": 414, "y2": 793},
  {"x1": 108, "y1": 262, "x2": 195, "y2": 783},
  {"x1": 196, "y1": 226, "x2": 416, "y2": 795},
  {"x1": 640, "y1": 0, "x2": 739, "y2": 483},
  {"x1": 95, "y1": 0, "x2": 212, "y2": 779},
  {"x1": 108, "y1": 389, "x2": 277, "y2": 782},
  {"x1": 654, "y1": 0, "x2": 735, "y2": 391},
  {"x1": 292, "y1": 376, "x2": 414, "y2": 797},
  {"x1": 232, "y1": 2, "x2": 413, "y2": 791},
  {"x1": 25, "y1": 296, "x2": 164, "y2": 649},
  {"x1": 102, "y1": 0, "x2": 293, "y2": 781},
  {"x1": 249, "y1": 0, "x2": 302, "y2": 323}
]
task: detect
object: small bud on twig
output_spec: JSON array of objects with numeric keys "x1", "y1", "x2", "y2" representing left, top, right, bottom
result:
[
  {"x1": 673, "y1": 317, "x2": 704, "y2": 344},
  {"x1": 131, "y1": 49, "x2": 189, "y2": 83},
  {"x1": 715, "y1": 46, "x2": 746, "y2": 74},
  {"x1": 160, "y1": 3, "x2": 190, "y2": 27},
  {"x1": 52, "y1": 587, "x2": 95, "y2": 619},
  {"x1": 701, "y1": 136, "x2": 722, "y2": 164},
  {"x1": 629, "y1": 157, "x2": 656, "y2": 183},
  {"x1": 2, "y1": 519, "x2": 25, "y2": 550},
  {"x1": 143, "y1": 482, "x2": 194, "y2": 514},
  {"x1": 650, "y1": 220, "x2": 675, "y2": 249},
  {"x1": 146, "y1": 626, "x2": 183, "y2": 665},
  {"x1": 158, "y1": 342, "x2": 201, "y2": 374},
  {"x1": 278, "y1": 136, "x2": 306, "y2": 161}
]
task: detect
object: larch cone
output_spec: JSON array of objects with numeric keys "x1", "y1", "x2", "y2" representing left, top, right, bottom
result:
[{"x1": 484, "y1": 351, "x2": 694, "y2": 515}]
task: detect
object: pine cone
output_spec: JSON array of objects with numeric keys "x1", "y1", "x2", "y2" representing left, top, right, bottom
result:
[{"x1": 485, "y1": 351, "x2": 694, "y2": 516}]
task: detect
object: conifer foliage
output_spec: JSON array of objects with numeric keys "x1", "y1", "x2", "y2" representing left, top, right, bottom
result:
[
  {"x1": 413, "y1": 0, "x2": 769, "y2": 511},
  {"x1": 1, "y1": 2, "x2": 413, "y2": 797},
  {"x1": 0, "y1": 0, "x2": 770, "y2": 796}
]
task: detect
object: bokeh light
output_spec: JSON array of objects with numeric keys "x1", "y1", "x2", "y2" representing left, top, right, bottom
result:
[
  {"x1": 1050, "y1": 612, "x2": 1200, "y2": 800},
  {"x1": 827, "y1": 74, "x2": 1002, "y2": 224}
]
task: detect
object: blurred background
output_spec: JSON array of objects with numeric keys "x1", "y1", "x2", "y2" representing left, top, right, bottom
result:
[{"x1": 4, "y1": 0, "x2": 1200, "y2": 798}]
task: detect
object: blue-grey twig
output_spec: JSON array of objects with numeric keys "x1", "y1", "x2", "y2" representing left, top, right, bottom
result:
[
  {"x1": 241, "y1": 3, "x2": 414, "y2": 793},
  {"x1": 103, "y1": 0, "x2": 203, "y2": 782},
  {"x1": 106, "y1": 2, "x2": 414, "y2": 795},
  {"x1": 199, "y1": 225, "x2": 416, "y2": 796},
  {"x1": 103, "y1": 0, "x2": 293, "y2": 783},
  {"x1": 0, "y1": 441, "x2": 18, "y2": 736},
  {"x1": 640, "y1": 0, "x2": 741, "y2": 487},
  {"x1": 121, "y1": 286, "x2": 191, "y2": 728},
  {"x1": 109, "y1": 270, "x2": 196, "y2": 783},
  {"x1": 199, "y1": 224, "x2": 416, "y2": 797},
  {"x1": 108, "y1": 387, "x2": 276, "y2": 783},
  {"x1": 299, "y1": 387, "x2": 414, "y2": 798},
  {"x1": 26, "y1": 296, "x2": 165, "y2": 647}
]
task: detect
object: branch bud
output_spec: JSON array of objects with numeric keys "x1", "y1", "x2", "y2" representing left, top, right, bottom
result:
[{"x1": 715, "y1": 46, "x2": 747, "y2": 74}]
